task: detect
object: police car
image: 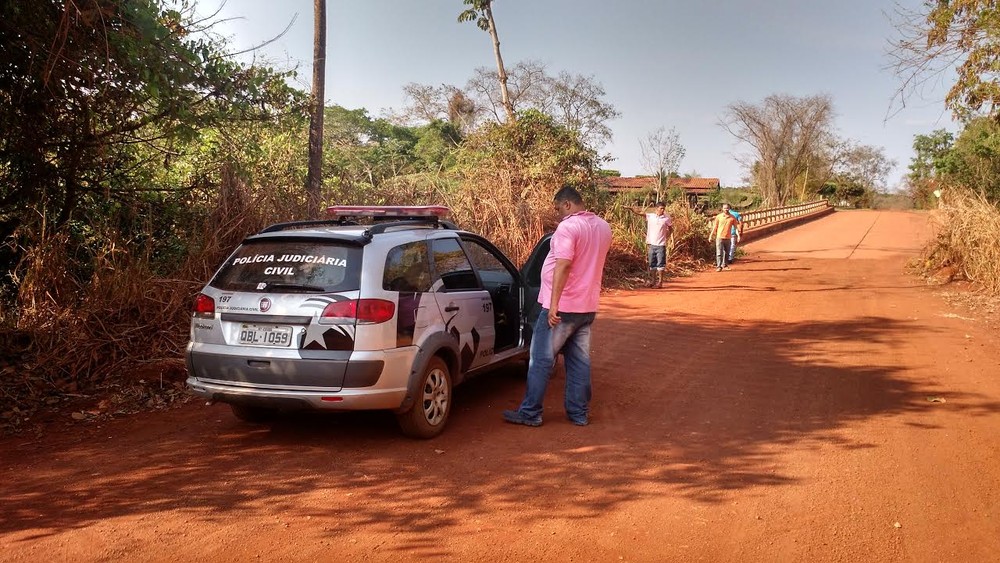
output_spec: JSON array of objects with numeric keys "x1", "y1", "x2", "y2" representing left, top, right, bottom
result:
[{"x1": 186, "y1": 206, "x2": 549, "y2": 438}]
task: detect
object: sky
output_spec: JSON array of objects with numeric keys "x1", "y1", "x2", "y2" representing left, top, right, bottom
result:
[{"x1": 206, "y1": 0, "x2": 957, "y2": 190}]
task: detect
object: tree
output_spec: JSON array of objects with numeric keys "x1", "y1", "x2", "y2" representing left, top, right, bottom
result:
[
  {"x1": 452, "y1": 109, "x2": 597, "y2": 264},
  {"x1": 721, "y1": 94, "x2": 834, "y2": 205},
  {"x1": 821, "y1": 142, "x2": 896, "y2": 207},
  {"x1": 910, "y1": 120, "x2": 1000, "y2": 205},
  {"x1": 458, "y1": 0, "x2": 515, "y2": 122},
  {"x1": 0, "y1": 0, "x2": 302, "y2": 228},
  {"x1": 639, "y1": 127, "x2": 685, "y2": 203},
  {"x1": 534, "y1": 70, "x2": 620, "y2": 150},
  {"x1": 414, "y1": 120, "x2": 463, "y2": 171},
  {"x1": 833, "y1": 142, "x2": 896, "y2": 193},
  {"x1": 891, "y1": 1, "x2": 1000, "y2": 120},
  {"x1": 400, "y1": 61, "x2": 620, "y2": 151},
  {"x1": 907, "y1": 129, "x2": 956, "y2": 207},
  {"x1": 465, "y1": 60, "x2": 547, "y2": 124},
  {"x1": 322, "y1": 106, "x2": 418, "y2": 193},
  {"x1": 949, "y1": 117, "x2": 1000, "y2": 201},
  {"x1": 446, "y1": 89, "x2": 478, "y2": 134},
  {"x1": 306, "y1": 0, "x2": 327, "y2": 218}
]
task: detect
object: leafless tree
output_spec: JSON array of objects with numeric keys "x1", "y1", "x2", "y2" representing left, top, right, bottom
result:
[
  {"x1": 720, "y1": 94, "x2": 834, "y2": 205},
  {"x1": 306, "y1": 0, "x2": 326, "y2": 218},
  {"x1": 639, "y1": 127, "x2": 685, "y2": 203},
  {"x1": 467, "y1": 62, "x2": 619, "y2": 148},
  {"x1": 396, "y1": 61, "x2": 619, "y2": 151},
  {"x1": 537, "y1": 71, "x2": 620, "y2": 149},
  {"x1": 397, "y1": 83, "x2": 451, "y2": 124},
  {"x1": 466, "y1": 60, "x2": 548, "y2": 123}
]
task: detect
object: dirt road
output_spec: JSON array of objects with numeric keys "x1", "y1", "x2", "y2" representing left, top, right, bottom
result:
[{"x1": 2, "y1": 210, "x2": 998, "y2": 562}]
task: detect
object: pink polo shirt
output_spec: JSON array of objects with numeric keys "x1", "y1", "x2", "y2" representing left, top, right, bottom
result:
[{"x1": 539, "y1": 211, "x2": 612, "y2": 313}]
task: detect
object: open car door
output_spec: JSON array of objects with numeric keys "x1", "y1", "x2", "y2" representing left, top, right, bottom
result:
[{"x1": 518, "y1": 233, "x2": 551, "y2": 343}]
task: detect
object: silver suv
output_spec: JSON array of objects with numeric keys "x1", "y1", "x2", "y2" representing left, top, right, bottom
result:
[{"x1": 186, "y1": 206, "x2": 546, "y2": 438}]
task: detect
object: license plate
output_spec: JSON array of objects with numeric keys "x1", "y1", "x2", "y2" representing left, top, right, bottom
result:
[{"x1": 238, "y1": 324, "x2": 293, "y2": 347}]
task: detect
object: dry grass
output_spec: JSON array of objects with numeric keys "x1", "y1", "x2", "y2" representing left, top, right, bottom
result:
[
  {"x1": 2, "y1": 171, "x2": 309, "y2": 418},
  {"x1": 919, "y1": 188, "x2": 1000, "y2": 294},
  {"x1": 601, "y1": 195, "x2": 713, "y2": 286},
  {"x1": 444, "y1": 168, "x2": 557, "y2": 266}
]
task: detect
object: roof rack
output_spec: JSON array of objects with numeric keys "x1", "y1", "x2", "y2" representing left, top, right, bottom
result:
[
  {"x1": 364, "y1": 218, "x2": 458, "y2": 236},
  {"x1": 257, "y1": 207, "x2": 459, "y2": 238},
  {"x1": 258, "y1": 218, "x2": 356, "y2": 234}
]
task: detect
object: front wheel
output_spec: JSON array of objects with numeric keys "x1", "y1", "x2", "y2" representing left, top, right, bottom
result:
[{"x1": 396, "y1": 357, "x2": 451, "y2": 439}]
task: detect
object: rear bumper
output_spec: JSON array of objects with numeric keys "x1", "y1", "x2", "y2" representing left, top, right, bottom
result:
[
  {"x1": 186, "y1": 377, "x2": 408, "y2": 411},
  {"x1": 186, "y1": 343, "x2": 416, "y2": 411}
]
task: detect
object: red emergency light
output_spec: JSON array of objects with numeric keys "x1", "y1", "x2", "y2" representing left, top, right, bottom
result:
[{"x1": 326, "y1": 205, "x2": 450, "y2": 219}]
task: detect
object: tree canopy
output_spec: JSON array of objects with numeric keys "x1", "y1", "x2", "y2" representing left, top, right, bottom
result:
[
  {"x1": 892, "y1": 0, "x2": 1000, "y2": 120},
  {"x1": 0, "y1": 0, "x2": 303, "y2": 229},
  {"x1": 721, "y1": 94, "x2": 834, "y2": 205},
  {"x1": 399, "y1": 61, "x2": 620, "y2": 152}
]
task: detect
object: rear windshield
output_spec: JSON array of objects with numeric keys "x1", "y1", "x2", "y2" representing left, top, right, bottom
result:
[{"x1": 210, "y1": 239, "x2": 362, "y2": 293}]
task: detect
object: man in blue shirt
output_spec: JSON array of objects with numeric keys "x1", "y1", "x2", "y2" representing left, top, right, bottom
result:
[{"x1": 727, "y1": 207, "x2": 742, "y2": 263}]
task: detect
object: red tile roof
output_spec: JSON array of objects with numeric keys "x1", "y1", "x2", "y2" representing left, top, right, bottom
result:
[{"x1": 599, "y1": 176, "x2": 720, "y2": 193}]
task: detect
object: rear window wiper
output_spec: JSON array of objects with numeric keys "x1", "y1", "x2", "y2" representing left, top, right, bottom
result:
[{"x1": 264, "y1": 283, "x2": 327, "y2": 293}]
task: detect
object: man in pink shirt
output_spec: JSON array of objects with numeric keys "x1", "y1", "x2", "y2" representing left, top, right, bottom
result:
[
  {"x1": 630, "y1": 202, "x2": 673, "y2": 288},
  {"x1": 503, "y1": 186, "x2": 612, "y2": 427}
]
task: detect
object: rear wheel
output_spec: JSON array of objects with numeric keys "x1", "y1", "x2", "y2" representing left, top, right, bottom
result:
[
  {"x1": 230, "y1": 404, "x2": 276, "y2": 423},
  {"x1": 396, "y1": 357, "x2": 451, "y2": 439}
]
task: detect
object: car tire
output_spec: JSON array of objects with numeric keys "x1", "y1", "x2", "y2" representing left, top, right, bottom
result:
[
  {"x1": 396, "y1": 356, "x2": 451, "y2": 439},
  {"x1": 230, "y1": 404, "x2": 275, "y2": 423}
]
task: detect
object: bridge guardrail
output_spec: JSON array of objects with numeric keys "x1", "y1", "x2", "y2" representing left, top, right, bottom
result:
[{"x1": 737, "y1": 199, "x2": 834, "y2": 241}]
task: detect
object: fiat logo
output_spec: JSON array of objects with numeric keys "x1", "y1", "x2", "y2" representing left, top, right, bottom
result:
[{"x1": 259, "y1": 298, "x2": 272, "y2": 312}]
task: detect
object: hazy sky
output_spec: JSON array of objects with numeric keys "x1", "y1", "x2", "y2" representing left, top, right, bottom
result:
[{"x1": 208, "y1": 0, "x2": 956, "y2": 189}]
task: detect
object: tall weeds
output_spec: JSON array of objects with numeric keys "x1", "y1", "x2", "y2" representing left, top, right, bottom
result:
[
  {"x1": 445, "y1": 168, "x2": 556, "y2": 266},
  {"x1": 923, "y1": 188, "x2": 1000, "y2": 293},
  {"x1": 3, "y1": 168, "x2": 309, "y2": 411},
  {"x1": 601, "y1": 194, "x2": 713, "y2": 278}
]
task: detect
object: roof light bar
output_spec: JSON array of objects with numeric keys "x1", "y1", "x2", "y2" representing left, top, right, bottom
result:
[{"x1": 326, "y1": 205, "x2": 450, "y2": 219}]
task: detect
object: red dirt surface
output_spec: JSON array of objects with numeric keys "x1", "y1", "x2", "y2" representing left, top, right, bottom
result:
[{"x1": 2, "y1": 210, "x2": 998, "y2": 562}]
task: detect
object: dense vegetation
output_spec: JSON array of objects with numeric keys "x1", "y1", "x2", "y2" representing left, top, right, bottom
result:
[
  {"x1": 892, "y1": 0, "x2": 1000, "y2": 294},
  {"x1": 905, "y1": 118, "x2": 1000, "y2": 293}
]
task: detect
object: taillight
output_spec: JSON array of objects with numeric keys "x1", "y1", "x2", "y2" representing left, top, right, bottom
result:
[
  {"x1": 320, "y1": 299, "x2": 395, "y2": 324},
  {"x1": 193, "y1": 293, "x2": 215, "y2": 318}
]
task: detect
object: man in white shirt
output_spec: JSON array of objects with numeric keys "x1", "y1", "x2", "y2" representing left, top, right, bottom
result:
[{"x1": 630, "y1": 202, "x2": 673, "y2": 288}]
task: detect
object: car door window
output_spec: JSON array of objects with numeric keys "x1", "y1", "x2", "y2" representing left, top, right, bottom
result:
[
  {"x1": 461, "y1": 237, "x2": 520, "y2": 352},
  {"x1": 383, "y1": 242, "x2": 431, "y2": 292},
  {"x1": 462, "y1": 238, "x2": 515, "y2": 287},
  {"x1": 430, "y1": 238, "x2": 480, "y2": 291}
]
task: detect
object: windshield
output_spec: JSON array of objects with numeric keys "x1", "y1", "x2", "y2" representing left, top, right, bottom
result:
[{"x1": 210, "y1": 240, "x2": 362, "y2": 293}]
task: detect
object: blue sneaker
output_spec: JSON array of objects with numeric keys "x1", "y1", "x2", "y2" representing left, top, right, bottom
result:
[
  {"x1": 503, "y1": 409, "x2": 542, "y2": 427},
  {"x1": 568, "y1": 416, "x2": 589, "y2": 426}
]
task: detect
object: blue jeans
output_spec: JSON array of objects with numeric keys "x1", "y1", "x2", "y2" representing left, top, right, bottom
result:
[
  {"x1": 516, "y1": 308, "x2": 595, "y2": 422},
  {"x1": 729, "y1": 235, "x2": 738, "y2": 261},
  {"x1": 647, "y1": 244, "x2": 666, "y2": 269},
  {"x1": 715, "y1": 238, "x2": 732, "y2": 268}
]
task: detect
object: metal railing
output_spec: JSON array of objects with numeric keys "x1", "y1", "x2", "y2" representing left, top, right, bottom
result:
[{"x1": 738, "y1": 199, "x2": 832, "y2": 233}]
